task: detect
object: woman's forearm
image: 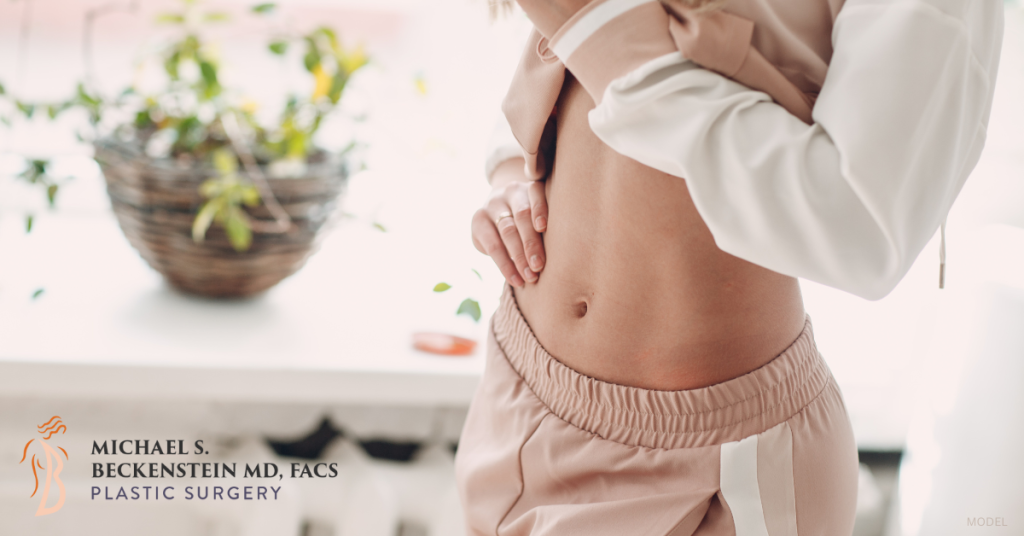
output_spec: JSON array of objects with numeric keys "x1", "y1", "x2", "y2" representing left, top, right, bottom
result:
[
  {"x1": 590, "y1": 0, "x2": 1002, "y2": 299},
  {"x1": 512, "y1": 0, "x2": 1003, "y2": 300}
]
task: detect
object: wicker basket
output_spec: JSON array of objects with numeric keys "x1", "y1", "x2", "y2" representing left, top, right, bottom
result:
[{"x1": 95, "y1": 138, "x2": 348, "y2": 298}]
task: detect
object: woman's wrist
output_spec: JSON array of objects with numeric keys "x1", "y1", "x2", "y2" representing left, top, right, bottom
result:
[{"x1": 489, "y1": 157, "x2": 531, "y2": 190}]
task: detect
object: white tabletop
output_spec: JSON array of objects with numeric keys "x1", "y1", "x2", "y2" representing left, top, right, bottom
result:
[{"x1": 0, "y1": 207, "x2": 499, "y2": 406}]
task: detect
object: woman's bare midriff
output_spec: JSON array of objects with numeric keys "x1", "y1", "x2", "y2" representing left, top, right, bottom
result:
[{"x1": 512, "y1": 75, "x2": 807, "y2": 391}]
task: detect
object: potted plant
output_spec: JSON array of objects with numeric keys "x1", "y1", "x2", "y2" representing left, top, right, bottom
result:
[{"x1": 3, "y1": 0, "x2": 368, "y2": 298}]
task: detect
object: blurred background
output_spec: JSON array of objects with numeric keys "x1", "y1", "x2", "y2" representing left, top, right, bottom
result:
[{"x1": 1, "y1": 0, "x2": 1022, "y2": 535}]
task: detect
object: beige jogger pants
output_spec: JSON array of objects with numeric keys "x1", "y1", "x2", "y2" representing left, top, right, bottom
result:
[{"x1": 455, "y1": 285, "x2": 858, "y2": 535}]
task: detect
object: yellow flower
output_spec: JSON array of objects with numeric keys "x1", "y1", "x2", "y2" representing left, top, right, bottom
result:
[
  {"x1": 312, "y1": 64, "x2": 330, "y2": 101},
  {"x1": 340, "y1": 45, "x2": 368, "y2": 75},
  {"x1": 240, "y1": 98, "x2": 259, "y2": 114},
  {"x1": 414, "y1": 74, "x2": 428, "y2": 96}
]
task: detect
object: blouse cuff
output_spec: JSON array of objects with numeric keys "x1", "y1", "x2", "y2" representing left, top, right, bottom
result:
[{"x1": 547, "y1": 0, "x2": 677, "y2": 103}]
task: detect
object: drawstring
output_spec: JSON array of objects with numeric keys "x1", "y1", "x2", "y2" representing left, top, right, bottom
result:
[{"x1": 938, "y1": 219, "x2": 946, "y2": 289}]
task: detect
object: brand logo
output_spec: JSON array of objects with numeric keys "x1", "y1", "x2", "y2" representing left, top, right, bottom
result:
[{"x1": 19, "y1": 416, "x2": 68, "y2": 516}]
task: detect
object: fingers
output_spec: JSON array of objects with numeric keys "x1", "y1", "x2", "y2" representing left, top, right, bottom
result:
[
  {"x1": 491, "y1": 200, "x2": 533, "y2": 284},
  {"x1": 472, "y1": 180, "x2": 548, "y2": 288},
  {"x1": 528, "y1": 180, "x2": 548, "y2": 233},
  {"x1": 508, "y1": 185, "x2": 545, "y2": 277},
  {"x1": 472, "y1": 209, "x2": 524, "y2": 287}
]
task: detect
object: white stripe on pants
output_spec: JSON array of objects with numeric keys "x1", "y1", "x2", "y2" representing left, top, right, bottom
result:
[{"x1": 720, "y1": 422, "x2": 798, "y2": 536}]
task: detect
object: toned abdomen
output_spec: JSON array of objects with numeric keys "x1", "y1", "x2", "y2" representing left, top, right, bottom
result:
[{"x1": 512, "y1": 76, "x2": 807, "y2": 391}]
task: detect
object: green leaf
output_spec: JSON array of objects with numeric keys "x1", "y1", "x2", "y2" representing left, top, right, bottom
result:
[
  {"x1": 155, "y1": 13, "x2": 185, "y2": 24},
  {"x1": 433, "y1": 282, "x2": 451, "y2": 292},
  {"x1": 203, "y1": 11, "x2": 230, "y2": 22},
  {"x1": 471, "y1": 268, "x2": 482, "y2": 280},
  {"x1": 252, "y1": 3, "x2": 276, "y2": 14},
  {"x1": 457, "y1": 298, "x2": 482, "y2": 322},
  {"x1": 182, "y1": 35, "x2": 200, "y2": 56},
  {"x1": 338, "y1": 44, "x2": 369, "y2": 76},
  {"x1": 285, "y1": 131, "x2": 308, "y2": 158},
  {"x1": 240, "y1": 185, "x2": 261, "y2": 207},
  {"x1": 0, "y1": 81, "x2": 5, "y2": 95},
  {"x1": 314, "y1": 26, "x2": 338, "y2": 46},
  {"x1": 18, "y1": 159, "x2": 47, "y2": 183},
  {"x1": 328, "y1": 70, "x2": 348, "y2": 104},
  {"x1": 31, "y1": 288, "x2": 44, "y2": 300},
  {"x1": 372, "y1": 222, "x2": 387, "y2": 232},
  {"x1": 303, "y1": 37, "x2": 321, "y2": 72},
  {"x1": 224, "y1": 206, "x2": 253, "y2": 252},
  {"x1": 192, "y1": 198, "x2": 222, "y2": 243},
  {"x1": 134, "y1": 110, "x2": 153, "y2": 129},
  {"x1": 199, "y1": 60, "x2": 219, "y2": 88},
  {"x1": 303, "y1": 51, "x2": 319, "y2": 72},
  {"x1": 212, "y1": 148, "x2": 238, "y2": 175},
  {"x1": 338, "y1": 140, "x2": 358, "y2": 155},
  {"x1": 164, "y1": 51, "x2": 181, "y2": 79},
  {"x1": 268, "y1": 40, "x2": 288, "y2": 55},
  {"x1": 46, "y1": 184, "x2": 58, "y2": 206},
  {"x1": 15, "y1": 101, "x2": 35, "y2": 119},
  {"x1": 76, "y1": 83, "x2": 100, "y2": 106},
  {"x1": 199, "y1": 177, "x2": 223, "y2": 198},
  {"x1": 25, "y1": 214, "x2": 33, "y2": 233},
  {"x1": 174, "y1": 115, "x2": 206, "y2": 150}
]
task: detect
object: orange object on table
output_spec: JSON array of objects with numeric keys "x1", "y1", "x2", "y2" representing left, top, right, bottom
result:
[{"x1": 412, "y1": 332, "x2": 477, "y2": 356}]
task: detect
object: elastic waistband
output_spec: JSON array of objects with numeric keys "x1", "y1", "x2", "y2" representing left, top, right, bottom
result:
[{"x1": 492, "y1": 285, "x2": 832, "y2": 449}]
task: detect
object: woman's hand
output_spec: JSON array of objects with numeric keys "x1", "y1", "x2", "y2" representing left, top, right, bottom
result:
[{"x1": 471, "y1": 158, "x2": 548, "y2": 288}]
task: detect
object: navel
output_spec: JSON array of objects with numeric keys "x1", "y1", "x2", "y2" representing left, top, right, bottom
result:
[{"x1": 573, "y1": 300, "x2": 588, "y2": 319}]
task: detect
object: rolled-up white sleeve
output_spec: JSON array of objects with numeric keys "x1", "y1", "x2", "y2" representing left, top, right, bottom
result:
[{"x1": 586, "y1": 0, "x2": 1003, "y2": 300}]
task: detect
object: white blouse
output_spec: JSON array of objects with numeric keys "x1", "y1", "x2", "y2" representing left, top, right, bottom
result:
[{"x1": 489, "y1": 0, "x2": 1003, "y2": 300}]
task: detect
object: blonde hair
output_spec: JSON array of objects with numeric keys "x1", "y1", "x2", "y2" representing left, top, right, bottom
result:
[{"x1": 489, "y1": 0, "x2": 723, "y2": 18}]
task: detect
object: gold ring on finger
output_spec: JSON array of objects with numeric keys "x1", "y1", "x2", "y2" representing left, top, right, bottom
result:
[{"x1": 494, "y1": 211, "x2": 513, "y2": 226}]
